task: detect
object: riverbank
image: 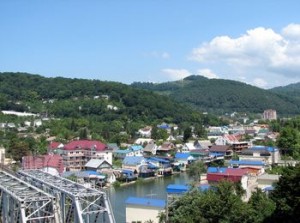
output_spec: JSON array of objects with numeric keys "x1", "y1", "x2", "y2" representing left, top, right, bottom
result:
[{"x1": 115, "y1": 171, "x2": 182, "y2": 187}]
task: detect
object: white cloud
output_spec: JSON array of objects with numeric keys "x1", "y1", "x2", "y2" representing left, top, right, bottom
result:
[
  {"x1": 189, "y1": 24, "x2": 300, "y2": 87},
  {"x1": 252, "y1": 78, "x2": 267, "y2": 88},
  {"x1": 162, "y1": 68, "x2": 192, "y2": 80},
  {"x1": 196, "y1": 68, "x2": 219, "y2": 79},
  {"x1": 282, "y1": 23, "x2": 300, "y2": 39}
]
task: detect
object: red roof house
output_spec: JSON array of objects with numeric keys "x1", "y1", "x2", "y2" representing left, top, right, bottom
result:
[
  {"x1": 207, "y1": 168, "x2": 248, "y2": 183},
  {"x1": 22, "y1": 154, "x2": 64, "y2": 174},
  {"x1": 64, "y1": 140, "x2": 107, "y2": 151},
  {"x1": 49, "y1": 141, "x2": 64, "y2": 150}
]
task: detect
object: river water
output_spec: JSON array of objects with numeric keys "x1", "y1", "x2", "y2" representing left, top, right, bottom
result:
[{"x1": 107, "y1": 173, "x2": 192, "y2": 223}]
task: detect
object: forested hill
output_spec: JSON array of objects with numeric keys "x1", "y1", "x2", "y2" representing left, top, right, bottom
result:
[
  {"x1": 270, "y1": 82, "x2": 300, "y2": 100},
  {"x1": 0, "y1": 72, "x2": 208, "y2": 125},
  {"x1": 131, "y1": 75, "x2": 300, "y2": 115}
]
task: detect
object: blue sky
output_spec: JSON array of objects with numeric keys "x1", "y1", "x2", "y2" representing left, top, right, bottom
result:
[{"x1": 1, "y1": 0, "x2": 300, "y2": 88}]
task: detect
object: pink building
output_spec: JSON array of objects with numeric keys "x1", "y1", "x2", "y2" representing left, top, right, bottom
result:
[{"x1": 62, "y1": 140, "x2": 113, "y2": 171}]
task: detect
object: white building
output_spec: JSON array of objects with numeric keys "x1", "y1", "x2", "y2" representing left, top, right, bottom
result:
[{"x1": 126, "y1": 197, "x2": 166, "y2": 223}]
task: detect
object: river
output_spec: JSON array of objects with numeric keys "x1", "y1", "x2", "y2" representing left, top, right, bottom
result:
[{"x1": 107, "y1": 173, "x2": 192, "y2": 223}]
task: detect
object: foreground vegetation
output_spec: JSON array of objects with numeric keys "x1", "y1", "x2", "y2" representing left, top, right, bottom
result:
[{"x1": 168, "y1": 164, "x2": 300, "y2": 223}]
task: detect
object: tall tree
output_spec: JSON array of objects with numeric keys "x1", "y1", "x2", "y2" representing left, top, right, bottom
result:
[
  {"x1": 270, "y1": 164, "x2": 300, "y2": 223},
  {"x1": 188, "y1": 161, "x2": 206, "y2": 183},
  {"x1": 183, "y1": 127, "x2": 192, "y2": 143}
]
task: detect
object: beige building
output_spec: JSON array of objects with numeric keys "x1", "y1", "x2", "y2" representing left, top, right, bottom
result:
[
  {"x1": 263, "y1": 109, "x2": 277, "y2": 120},
  {"x1": 126, "y1": 197, "x2": 166, "y2": 223},
  {"x1": 0, "y1": 147, "x2": 15, "y2": 165},
  {"x1": 257, "y1": 174, "x2": 280, "y2": 190}
]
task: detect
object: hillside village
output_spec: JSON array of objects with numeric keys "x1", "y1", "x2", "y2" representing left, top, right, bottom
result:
[{"x1": 0, "y1": 108, "x2": 294, "y2": 222}]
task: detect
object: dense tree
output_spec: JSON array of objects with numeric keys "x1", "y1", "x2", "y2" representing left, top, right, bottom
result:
[
  {"x1": 168, "y1": 181, "x2": 252, "y2": 223},
  {"x1": 133, "y1": 75, "x2": 300, "y2": 115},
  {"x1": 187, "y1": 161, "x2": 206, "y2": 183},
  {"x1": 7, "y1": 139, "x2": 30, "y2": 162},
  {"x1": 248, "y1": 188, "x2": 276, "y2": 223},
  {"x1": 183, "y1": 127, "x2": 192, "y2": 142},
  {"x1": 269, "y1": 164, "x2": 300, "y2": 223},
  {"x1": 277, "y1": 127, "x2": 300, "y2": 158}
]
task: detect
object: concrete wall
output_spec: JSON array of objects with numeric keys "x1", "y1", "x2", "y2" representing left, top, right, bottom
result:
[{"x1": 126, "y1": 205, "x2": 163, "y2": 223}]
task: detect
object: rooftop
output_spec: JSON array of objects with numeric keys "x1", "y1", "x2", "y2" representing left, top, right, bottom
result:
[
  {"x1": 126, "y1": 197, "x2": 166, "y2": 208},
  {"x1": 64, "y1": 140, "x2": 107, "y2": 151}
]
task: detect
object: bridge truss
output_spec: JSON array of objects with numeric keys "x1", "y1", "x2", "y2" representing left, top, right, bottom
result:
[
  {"x1": 0, "y1": 170, "x2": 58, "y2": 223},
  {"x1": 18, "y1": 169, "x2": 115, "y2": 223}
]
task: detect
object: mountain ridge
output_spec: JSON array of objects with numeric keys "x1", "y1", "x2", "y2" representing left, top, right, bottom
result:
[{"x1": 131, "y1": 75, "x2": 300, "y2": 115}]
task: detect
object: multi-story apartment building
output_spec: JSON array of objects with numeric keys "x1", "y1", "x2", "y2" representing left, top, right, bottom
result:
[
  {"x1": 62, "y1": 140, "x2": 112, "y2": 171},
  {"x1": 263, "y1": 109, "x2": 277, "y2": 120}
]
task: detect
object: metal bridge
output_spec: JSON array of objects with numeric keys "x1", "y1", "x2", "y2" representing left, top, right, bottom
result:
[
  {"x1": 18, "y1": 169, "x2": 115, "y2": 223},
  {"x1": 0, "y1": 170, "x2": 58, "y2": 223}
]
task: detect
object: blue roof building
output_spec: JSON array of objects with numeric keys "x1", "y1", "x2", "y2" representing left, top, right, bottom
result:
[
  {"x1": 126, "y1": 197, "x2": 166, "y2": 208},
  {"x1": 207, "y1": 167, "x2": 227, "y2": 173},
  {"x1": 166, "y1": 184, "x2": 210, "y2": 194},
  {"x1": 229, "y1": 160, "x2": 265, "y2": 166},
  {"x1": 126, "y1": 197, "x2": 166, "y2": 223}
]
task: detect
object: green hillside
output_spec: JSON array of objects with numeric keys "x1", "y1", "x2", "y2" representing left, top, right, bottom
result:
[
  {"x1": 132, "y1": 75, "x2": 300, "y2": 115},
  {"x1": 270, "y1": 82, "x2": 300, "y2": 100},
  {"x1": 0, "y1": 72, "x2": 208, "y2": 125}
]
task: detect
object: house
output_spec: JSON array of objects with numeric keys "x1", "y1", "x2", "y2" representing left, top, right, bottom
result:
[
  {"x1": 107, "y1": 143, "x2": 120, "y2": 152},
  {"x1": 174, "y1": 153, "x2": 195, "y2": 166},
  {"x1": 114, "y1": 145, "x2": 143, "y2": 159},
  {"x1": 215, "y1": 134, "x2": 239, "y2": 145},
  {"x1": 62, "y1": 140, "x2": 112, "y2": 171},
  {"x1": 22, "y1": 154, "x2": 64, "y2": 175},
  {"x1": 143, "y1": 141, "x2": 158, "y2": 156},
  {"x1": 198, "y1": 140, "x2": 212, "y2": 150},
  {"x1": 207, "y1": 168, "x2": 249, "y2": 192},
  {"x1": 244, "y1": 129, "x2": 257, "y2": 137},
  {"x1": 189, "y1": 149, "x2": 210, "y2": 161},
  {"x1": 62, "y1": 170, "x2": 107, "y2": 188},
  {"x1": 157, "y1": 123, "x2": 171, "y2": 133},
  {"x1": 257, "y1": 128, "x2": 269, "y2": 138},
  {"x1": 107, "y1": 104, "x2": 118, "y2": 111},
  {"x1": 122, "y1": 156, "x2": 148, "y2": 173},
  {"x1": 209, "y1": 145, "x2": 233, "y2": 158},
  {"x1": 166, "y1": 135, "x2": 176, "y2": 141},
  {"x1": 113, "y1": 149, "x2": 134, "y2": 159},
  {"x1": 0, "y1": 147, "x2": 14, "y2": 165},
  {"x1": 126, "y1": 197, "x2": 166, "y2": 223},
  {"x1": 121, "y1": 169, "x2": 137, "y2": 181},
  {"x1": 48, "y1": 141, "x2": 64, "y2": 154},
  {"x1": 166, "y1": 184, "x2": 210, "y2": 195},
  {"x1": 85, "y1": 159, "x2": 113, "y2": 172},
  {"x1": 147, "y1": 157, "x2": 172, "y2": 176},
  {"x1": 229, "y1": 160, "x2": 266, "y2": 174},
  {"x1": 33, "y1": 119, "x2": 42, "y2": 127},
  {"x1": 239, "y1": 146, "x2": 280, "y2": 164},
  {"x1": 100, "y1": 169, "x2": 118, "y2": 184},
  {"x1": 135, "y1": 138, "x2": 154, "y2": 145},
  {"x1": 181, "y1": 141, "x2": 201, "y2": 152},
  {"x1": 138, "y1": 126, "x2": 152, "y2": 138},
  {"x1": 257, "y1": 174, "x2": 280, "y2": 190},
  {"x1": 156, "y1": 142, "x2": 175, "y2": 158},
  {"x1": 207, "y1": 126, "x2": 228, "y2": 139}
]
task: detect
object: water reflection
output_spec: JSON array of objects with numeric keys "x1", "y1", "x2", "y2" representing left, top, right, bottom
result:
[{"x1": 107, "y1": 173, "x2": 192, "y2": 223}]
